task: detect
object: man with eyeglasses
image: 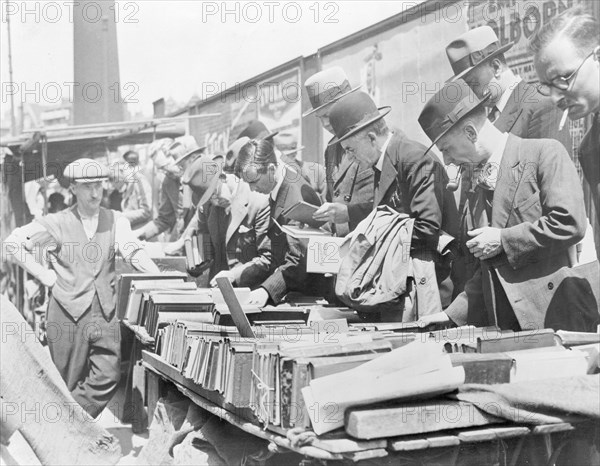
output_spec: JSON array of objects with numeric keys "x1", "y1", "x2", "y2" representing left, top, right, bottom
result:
[{"x1": 531, "y1": 6, "x2": 600, "y2": 261}]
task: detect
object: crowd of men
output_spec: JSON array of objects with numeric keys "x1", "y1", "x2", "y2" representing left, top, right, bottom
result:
[{"x1": 4, "y1": 6, "x2": 599, "y2": 420}]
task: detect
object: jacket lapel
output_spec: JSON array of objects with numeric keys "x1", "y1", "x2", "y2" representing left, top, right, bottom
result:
[
  {"x1": 226, "y1": 184, "x2": 249, "y2": 245},
  {"x1": 272, "y1": 180, "x2": 290, "y2": 221},
  {"x1": 332, "y1": 156, "x2": 353, "y2": 188},
  {"x1": 492, "y1": 134, "x2": 522, "y2": 228},
  {"x1": 495, "y1": 81, "x2": 525, "y2": 134},
  {"x1": 374, "y1": 152, "x2": 398, "y2": 206}
]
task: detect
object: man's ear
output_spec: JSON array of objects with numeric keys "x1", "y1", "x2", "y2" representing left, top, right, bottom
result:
[
  {"x1": 490, "y1": 58, "x2": 503, "y2": 78},
  {"x1": 464, "y1": 123, "x2": 478, "y2": 143},
  {"x1": 367, "y1": 131, "x2": 378, "y2": 143}
]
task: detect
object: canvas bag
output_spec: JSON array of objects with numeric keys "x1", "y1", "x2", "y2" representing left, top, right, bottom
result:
[{"x1": 335, "y1": 206, "x2": 414, "y2": 312}]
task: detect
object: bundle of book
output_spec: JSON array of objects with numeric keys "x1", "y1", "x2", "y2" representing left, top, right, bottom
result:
[
  {"x1": 116, "y1": 274, "x2": 331, "y2": 339},
  {"x1": 148, "y1": 316, "x2": 599, "y2": 441}
]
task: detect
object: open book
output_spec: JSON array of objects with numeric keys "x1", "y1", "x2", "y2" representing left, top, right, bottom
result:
[
  {"x1": 273, "y1": 218, "x2": 332, "y2": 239},
  {"x1": 282, "y1": 201, "x2": 326, "y2": 229}
]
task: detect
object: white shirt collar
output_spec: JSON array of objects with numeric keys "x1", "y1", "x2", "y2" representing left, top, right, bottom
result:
[
  {"x1": 375, "y1": 132, "x2": 394, "y2": 171},
  {"x1": 495, "y1": 75, "x2": 522, "y2": 113},
  {"x1": 483, "y1": 132, "x2": 509, "y2": 190}
]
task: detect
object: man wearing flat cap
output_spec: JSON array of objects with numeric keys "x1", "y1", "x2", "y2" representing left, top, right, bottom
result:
[
  {"x1": 4, "y1": 158, "x2": 160, "y2": 417},
  {"x1": 417, "y1": 80, "x2": 599, "y2": 332},
  {"x1": 328, "y1": 91, "x2": 455, "y2": 317},
  {"x1": 304, "y1": 67, "x2": 374, "y2": 236},
  {"x1": 176, "y1": 154, "x2": 271, "y2": 288}
]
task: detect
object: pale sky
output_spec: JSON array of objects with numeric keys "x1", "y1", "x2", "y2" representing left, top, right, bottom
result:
[{"x1": 1, "y1": 1, "x2": 417, "y2": 118}]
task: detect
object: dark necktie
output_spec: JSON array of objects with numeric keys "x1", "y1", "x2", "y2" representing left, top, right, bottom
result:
[
  {"x1": 373, "y1": 168, "x2": 381, "y2": 189},
  {"x1": 488, "y1": 106, "x2": 500, "y2": 123}
]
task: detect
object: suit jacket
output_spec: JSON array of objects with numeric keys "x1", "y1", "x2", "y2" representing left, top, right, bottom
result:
[
  {"x1": 446, "y1": 134, "x2": 599, "y2": 332},
  {"x1": 260, "y1": 169, "x2": 323, "y2": 304},
  {"x1": 197, "y1": 182, "x2": 271, "y2": 288},
  {"x1": 578, "y1": 113, "x2": 600, "y2": 259},
  {"x1": 325, "y1": 137, "x2": 374, "y2": 236},
  {"x1": 121, "y1": 173, "x2": 152, "y2": 230},
  {"x1": 144, "y1": 175, "x2": 182, "y2": 240},
  {"x1": 494, "y1": 80, "x2": 572, "y2": 149},
  {"x1": 374, "y1": 131, "x2": 448, "y2": 253},
  {"x1": 454, "y1": 80, "x2": 574, "y2": 295}
]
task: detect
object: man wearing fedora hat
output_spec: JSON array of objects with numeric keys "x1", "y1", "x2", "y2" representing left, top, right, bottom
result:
[
  {"x1": 446, "y1": 26, "x2": 570, "y2": 147},
  {"x1": 446, "y1": 25, "x2": 572, "y2": 295},
  {"x1": 176, "y1": 154, "x2": 271, "y2": 288},
  {"x1": 327, "y1": 90, "x2": 455, "y2": 316},
  {"x1": 4, "y1": 158, "x2": 160, "y2": 417},
  {"x1": 416, "y1": 80, "x2": 599, "y2": 332},
  {"x1": 303, "y1": 67, "x2": 374, "y2": 237},
  {"x1": 136, "y1": 137, "x2": 205, "y2": 241}
]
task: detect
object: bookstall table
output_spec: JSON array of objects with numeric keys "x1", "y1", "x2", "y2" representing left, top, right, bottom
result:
[
  {"x1": 140, "y1": 350, "x2": 589, "y2": 465},
  {"x1": 122, "y1": 320, "x2": 155, "y2": 433}
]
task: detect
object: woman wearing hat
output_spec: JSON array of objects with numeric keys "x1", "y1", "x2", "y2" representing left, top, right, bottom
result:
[{"x1": 4, "y1": 158, "x2": 160, "y2": 418}]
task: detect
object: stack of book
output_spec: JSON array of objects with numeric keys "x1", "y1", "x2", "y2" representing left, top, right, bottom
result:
[
  {"x1": 116, "y1": 272, "x2": 188, "y2": 319},
  {"x1": 249, "y1": 331, "x2": 420, "y2": 429}
]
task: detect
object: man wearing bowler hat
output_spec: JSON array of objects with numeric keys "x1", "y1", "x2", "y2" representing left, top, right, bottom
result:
[
  {"x1": 304, "y1": 67, "x2": 374, "y2": 236},
  {"x1": 177, "y1": 154, "x2": 271, "y2": 288},
  {"x1": 417, "y1": 80, "x2": 599, "y2": 332},
  {"x1": 328, "y1": 91, "x2": 454, "y2": 316},
  {"x1": 4, "y1": 158, "x2": 160, "y2": 417}
]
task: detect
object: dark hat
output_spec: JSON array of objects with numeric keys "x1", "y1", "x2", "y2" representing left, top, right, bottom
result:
[
  {"x1": 237, "y1": 120, "x2": 278, "y2": 141},
  {"x1": 122, "y1": 150, "x2": 139, "y2": 164},
  {"x1": 64, "y1": 158, "x2": 109, "y2": 183},
  {"x1": 181, "y1": 154, "x2": 224, "y2": 206},
  {"x1": 168, "y1": 135, "x2": 206, "y2": 167},
  {"x1": 302, "y1": 67, "x2": 361, "y2": 117},
  {"x1": 418, "y1": 80, "x2": 490, "y2": 154},
  {"x1": 224, "y1": 137, "x2": 250, "y2": 172},
  {"x1": 446, "y1": 26, "x2": 514, "y2": 81},
  {"x1": 327, "y1": 91, "x2": 391, "y2": 146}
]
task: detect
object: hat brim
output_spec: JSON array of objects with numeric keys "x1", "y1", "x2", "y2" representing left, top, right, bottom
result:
[
  {"x1": 302, "y1": 85, "x2": 362, "y2": 117},
  {"x1": 263, "y1": 131, "x2": 279, "y2": 141},
  {"x1": 174, "y1": 146, "x2": 207, "y2": 166},
  {"x1": 423, "y1": 93, "x2": 491, "y2": 156},
  {"x1": 327, "y1": 106, "x2": 392, "y2": 147},
  {"x1": 281, "y1": 146, "x2": 305, "y2": 157},
  {"x1": 72, "y1": 177, "x2": 108, "y2": 184},
  {"x1": 448, "y1": 42, "x2": 514, "y2": 82},
  {"x1": 196, "y1": 169, "x2": 224, "y2": 207}
]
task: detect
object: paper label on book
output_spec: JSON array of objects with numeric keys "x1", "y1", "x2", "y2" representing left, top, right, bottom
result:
[{"x1": 306, "y1": 237, "x2": 345, "y2": 274}]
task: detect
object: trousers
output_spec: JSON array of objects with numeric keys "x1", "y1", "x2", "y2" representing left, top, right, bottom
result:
[{"x1": 46, "y1": 293, "x2": 121, "y2": 418}]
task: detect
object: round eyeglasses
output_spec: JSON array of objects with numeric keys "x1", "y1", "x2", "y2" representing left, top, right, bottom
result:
[{"x1": 536, "y1": 50, "x2": 596, "y2": 96}]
